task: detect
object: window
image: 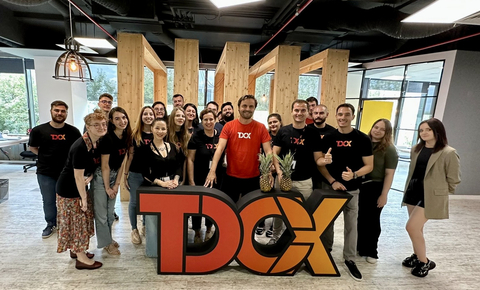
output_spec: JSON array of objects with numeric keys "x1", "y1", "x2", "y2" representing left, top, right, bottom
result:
[{"x1": 86, "y1": 64, "x2": 117, "y2": 112}]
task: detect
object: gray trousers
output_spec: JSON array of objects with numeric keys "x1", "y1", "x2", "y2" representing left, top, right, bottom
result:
[
  {"x1": 321, "y1": 182, "x2": 359, "y2": 261},
  {"x1": 93, "y1": 168, "x2": 118, "y2": 248},
  {"x1": 272, "y1": 178, "x2": 313, "y2": 240}
]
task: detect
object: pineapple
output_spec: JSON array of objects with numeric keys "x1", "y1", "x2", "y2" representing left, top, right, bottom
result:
[
  {"x1": 275, "y1": 151, "x2": 294, "y2": 192},
  {"x1": 258, "y1": 153, "x2": 273, "y2": 192}
]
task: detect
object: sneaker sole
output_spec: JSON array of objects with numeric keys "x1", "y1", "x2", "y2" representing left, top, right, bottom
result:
[
  {"x1": 346, "y1": 270, "x2": 363, "y2": 282},
  {"x1": 42, "y1": 228, "x2": 56, "y2": 239}
]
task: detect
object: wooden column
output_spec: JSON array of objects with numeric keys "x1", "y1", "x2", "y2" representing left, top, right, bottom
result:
[
  {"x1": 269, "y1": 75, "x2": 275, "y2": 114},
  {"x1": 214, "y1": 73, "x2": 224, "y2": 106},
  {"x1": 248, "y1": 75, "x2": 256, "y2": 95},
  {"x1": 321, "y1": 49, "x2": 349, "y2": 124},
  {"x1": 174, "y1": 39, "x2": 199, "y2": 105},
  {"x1": 272, "y1": 45, "x2": 301, "y2": 125},
  {"x1": 154, "y1": 70, "x2": 167, "y2": 104}
]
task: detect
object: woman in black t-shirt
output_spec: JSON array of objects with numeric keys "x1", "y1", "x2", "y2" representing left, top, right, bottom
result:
[
  {"x1": 93, "y1": 107, "x2": 132, "y2": 254},
  {"x1": 402, "y1": 118, "x2": 460, "y2": 278},
  {"x1": 56, "y1": 110, "x2": 107, "y2": 270},
  {"x1": 187, "y1": 109, "x2": 223, "y2": 243},
  {"x1": 168, "y1": 107, "x2": 190, "y2": 184},
  {"x1": 152, "y1": 101, "x2": 168, "y2": 123},
  {"x1": 142, "y1": 118, "x2": 183, "y2": 257},
  {"x1": 124, "y1": 106, "x2": 155, "y2": 245},
  {"x1": 184, "y1": 103, "x2": 199, "y2": 135}
]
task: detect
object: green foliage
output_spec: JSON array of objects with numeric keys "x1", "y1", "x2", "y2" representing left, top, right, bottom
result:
[
  {"x1": 258, "y1": 153, "x2": 273, "y2": 176},
  {"x1": 0, "y1": 74, "x2": 30, "y2": 134},
  {"x1": 86, "y1": 67, "x2": 117, "y2": 101},
  {"x1": 144, "y1": 67, "x2": 154, "y2": 105},
  {"x1": 298, "y1": 75, "x2": 320, "y2": 100},
  {"x1": 274, "y1": 151, "x2": 295, "y2": 178}
]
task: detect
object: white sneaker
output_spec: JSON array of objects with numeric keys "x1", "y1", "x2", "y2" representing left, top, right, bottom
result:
[
  {"x1": 131, "y1": 229, "x2": 142, "y2": 245},
  {"x1": 205, "y1": 230, "x2": 214, "y2": 242},
  {"x1": 139, "y1": 225, "x2": 146, "y2": 236},
  {"x1": 366, "y1": 256, "x2": 378, "y2": 264}
]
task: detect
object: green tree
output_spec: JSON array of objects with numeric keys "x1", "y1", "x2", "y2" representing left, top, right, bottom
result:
[
  {"x1": 0, "y1": 74, "x2": 30, "y2": 134},
  {"x1": 298, "y1": 75, "x2": 320, "y2": 100},
  {"x1": 86, "y1": 68, "x2": 117, "y2": 101},
  {"x1": 144, "y1": 67, "x2": 154, "y2": 105}
]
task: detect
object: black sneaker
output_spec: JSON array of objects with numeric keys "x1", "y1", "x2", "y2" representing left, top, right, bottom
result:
[
  {"x1": 114, "y1": 212, "x2": 119, "y2": 221},
  {"x1": 345, "y1": 260, "x2": 362, "y2": 281},
  {"x1": 255, "y1": 226, "x2": 265, "y2": 235},
  {"x1": 411, "y1": 260, "x2": 433, "y2": 277},
  {"x1": 42, "y1": 225, "x2": 56, "y2": 239},
  {"x1": 402, "y1": 253, "x2": 419, "y2": 268}
]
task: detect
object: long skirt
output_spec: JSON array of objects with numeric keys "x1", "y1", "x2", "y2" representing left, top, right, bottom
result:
[{"x1": 56, "y1": 193, "x2": 94, "y2": 253}]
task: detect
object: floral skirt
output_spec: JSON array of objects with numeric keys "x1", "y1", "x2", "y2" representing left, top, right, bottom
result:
[{"x1": 56, "y1": 193, "x2": 95, "y2": 253}]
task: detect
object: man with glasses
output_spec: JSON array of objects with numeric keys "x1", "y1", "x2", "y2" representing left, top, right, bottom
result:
[
  {"x1": 98, "y1": 93, "x2": 113, "y2": 116},
  {"x1": 29, "y1": 100, "x2": 81, "y2": 238}
]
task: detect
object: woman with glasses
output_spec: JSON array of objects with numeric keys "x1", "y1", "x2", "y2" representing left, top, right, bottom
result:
[
  {"x1": 142, "y1": 118, "x2": 183, "y2": 256},
  {"x1": 152, "y1": 101, "x2": 168, "y2": 122},
  {"x1": 56, "y1": 110, "x2": 107, "y2": 270},
  {"x1": 187, "y1": 109, "x2": 224, "y2": 243},
  {"x1": 92, "y1": 107, "x2": 132, "y2": 255},
  {"x1": 183, "y1": 103, "x2": 199, "y2": 135},
  {"x1": 357, "y1": 119, "x2": 398, "y2": 264},
  {"x1": 402, "y1": 118, "x2": 461, "y2": 277},
  {"x1": 124, "y1": 106, "x2": 155, "y2": 245}
]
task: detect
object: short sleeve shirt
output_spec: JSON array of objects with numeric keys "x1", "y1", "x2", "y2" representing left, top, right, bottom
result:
[
  {"x1": 28, "y1": 122, "x2": 81, "y2": 177},
  {"x1": 99, "y1": 131, "x2": 128, "y2": 171},
  {"x1": 367, "y1": 143, "x2": 399, "y2": 182},
  {"x1": 322, "y1": 129, "x2": 373, "y2": 191},
  {"x1": 188, "y1": 130, "x2": 223, "y2": 185},
  {"x1": 129, "y1": 132, "x2": 153, "y2": 173},
  {"x1": 273, "y1": 124, "x2": 322, "y2": 181},
  {"x1": 220, "y1": 119, "x2": 271, "y2": 179}
]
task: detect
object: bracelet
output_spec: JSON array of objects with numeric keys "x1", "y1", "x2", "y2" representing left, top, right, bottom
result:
[
  {"x1": 124, "y1": 173, "x2": 128, "y2": 175},
  {"x1": 330, "y1": 180, "x2": 336, "y2": 185}
]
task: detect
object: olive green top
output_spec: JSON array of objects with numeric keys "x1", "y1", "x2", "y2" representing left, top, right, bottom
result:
[{"x1": 366, "y1": 142, "x2": 398, "y2": 182}]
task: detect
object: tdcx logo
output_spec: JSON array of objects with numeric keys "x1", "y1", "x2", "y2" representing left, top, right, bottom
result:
[
  {"x1": 237, "y1": 132, "x2": 251, "y2": 139},
  {"x1": 50, "y1": 134, "x2": 66, "y2": 140},
  {"x1": 336, "y1": 140, "x2": 352, "y2": 147}
]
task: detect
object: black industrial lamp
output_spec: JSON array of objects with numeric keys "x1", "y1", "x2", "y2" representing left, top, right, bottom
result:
[{"x1": 53, "y1": 2, "x2": 93, "y2": 82}]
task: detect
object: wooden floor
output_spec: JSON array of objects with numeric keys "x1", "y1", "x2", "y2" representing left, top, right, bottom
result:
[{"x1": 0, "y1": 164, "x2": 478, "y2": 290}]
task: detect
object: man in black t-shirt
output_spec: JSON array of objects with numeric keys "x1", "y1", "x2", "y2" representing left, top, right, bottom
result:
[
  {"x1": 307, "y1": 105, "x2": 337, "y2": 189},
  {"x1": 268, "y1": 100, "x2": 331, "y2": 245},
  {"x1": 28, "y1": 100, "x2": 81, "y2": 238},
  {"x1": 319, "y1": 103, "x2": 373, "y2": 281}
]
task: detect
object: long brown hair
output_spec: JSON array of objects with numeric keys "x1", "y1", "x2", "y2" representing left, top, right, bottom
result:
[
  {"x1": 132, "y1": 106, "x2": 154, "y2": 147},
  {"x1": 108, "y1": 107, "x2": 132, "y2": 148},
  {"x1": 368, "y1": 118, "x2": 393, "y2": 153},
  {"x1": 414, "y1": 118, "x2": 448, "y2": 153},
  {"x1": 168, "y1": 107, "x2": 190, "y2": 155}
]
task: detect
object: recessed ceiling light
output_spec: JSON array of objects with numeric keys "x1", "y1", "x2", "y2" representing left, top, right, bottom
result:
[
  {"x1": 74, "y1": 37, "x2": 116, "y2": 49},
  {"x1": 402, "y1": 0, "x2": 480, "y2": 23},
  {"x1": 210, "y1": 0, "x2": 264, "y2": 9},
  {"x1": 107, "y1": 58, "x2": 118, "y2": 63},
  {"x1": 55, "y1": 44, "x2": 98, "y2": 54}
]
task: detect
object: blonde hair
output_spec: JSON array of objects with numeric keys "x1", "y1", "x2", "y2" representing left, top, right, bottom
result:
[
  {"x1": 132, "y1": 106, "x2": 154, "y2": 146},
  {"x1": 84, "y1": 109, "x2": 108, "y2": 126}
]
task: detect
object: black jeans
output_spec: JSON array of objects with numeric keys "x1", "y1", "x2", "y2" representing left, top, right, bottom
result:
[
  {"x1": 357, "y1": 181, "x2": 384, "y2": 259},
  {"x1": 221, "y1": 174, "x2": 260, "y2": 204}
]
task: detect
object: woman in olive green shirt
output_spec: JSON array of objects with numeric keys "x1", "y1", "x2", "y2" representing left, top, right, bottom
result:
[{"x1": 357, "y1": 119, "x2": 398, "y2": 264}]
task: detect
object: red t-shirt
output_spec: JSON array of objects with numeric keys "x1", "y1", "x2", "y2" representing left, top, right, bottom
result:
[
  {"x1": 220, "y1": 119, "x2": 271, "y2": 179},
  {"x1": 306, "y1": 117, "x2": 314, "y2": 125}
]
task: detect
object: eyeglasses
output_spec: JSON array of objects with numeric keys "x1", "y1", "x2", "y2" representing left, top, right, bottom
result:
[
  {"x1": 90, "y1": 123, "x2": 107, "y2": 128},
  {"x1": 100, "y1": 100, "x2": 113, "y2": 105},
  {"x1": 154, "y1": 108, "x2": 165, "y2": 112}
]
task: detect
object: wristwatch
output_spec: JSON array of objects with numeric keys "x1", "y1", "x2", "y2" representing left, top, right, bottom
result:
[{"x1": 353, "y1": 172, "x2": 358, "y2": 179}]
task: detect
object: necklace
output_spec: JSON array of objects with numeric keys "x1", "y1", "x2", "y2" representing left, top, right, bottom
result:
[{"x1": 159, "y1": 145, "x2": 166, "y2": 151}]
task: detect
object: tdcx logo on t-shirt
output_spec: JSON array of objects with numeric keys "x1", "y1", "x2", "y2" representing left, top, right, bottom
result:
[
  {"x1": 237, "y1": 132, "x2": 251, "y2": 139},
  {"x1": 51, "y1": 134, "x2": 66, "y2": 140},
  {"x1": 118, "y1": 148, "x2": 127, "y2": 155},
  {"x1": 205, "y1": 143, "x2": 217, "y2": 149},
  {"x1": 336, "y1": 140, "x2": 352, "y2": 147},
  {"x1": 290, "y1": 137, "x2": 305, "y2": 145}
]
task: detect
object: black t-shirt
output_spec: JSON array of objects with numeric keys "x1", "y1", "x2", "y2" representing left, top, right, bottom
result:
[
  {"x1": 129, "y1": 131, "x2": 153, "y2": 173},
  {"x1": 56, "y1": 136, "x2": 101, "y2": 198},
  {"x1": 307, "y1": 123, "x2": 336, "y2": 140},
  {"x1": 99, "y1": 131, "x2": 128, "y2": 171},
  {"x1": 197, "y1": 122, "x2": 224, "y2": 134},
  {"x1": 28, "y1": 122, "x2": 81, "y2": 178},
  {"x1": 273, "y1": 124, "x2": 322, "y2": 181},
  {"x1": 141, "y1": 142, "x2": 183, "y2": 183},
  {"x1": 322, "y1": 129, "x2": 373, "y2": 191},
  {"x1": 187, "y1": 129, "x2": 224, "y2": 186},
  {"x1": 412, "y1": 147, "x2": 434, "y2": 180}
]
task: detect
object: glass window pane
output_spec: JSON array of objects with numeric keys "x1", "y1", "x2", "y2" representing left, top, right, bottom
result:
[
  {"x1": 398, "y1": 98, "x2": 423, "y2": 130},
  {"x1": 346, "y1": 98, "x2": 360, "y2": 128},
  {"x1": 253, "y1": 73, "x2": 272, "y2": 127},
  {"x1": 422, "y1": 97, "x2": 436, "y2": 120},
  {"x1": 86, "y1": 64, "x2": 118, "y2": 112},
  {"x1": 206, "y1": 69, "x2": 215, "y2": 104},
  {"x1": 396, "y1": 129, "x2": 416, "y2": 151},
  {"x1": 198, "y1": 69, "x2": 206, "y2": 108},
  {"x1": 0, "y1": 73, "x2": 29, "y2": 134},
  {"x1": 392, "y1": 160, "x2": 409, "y2": 191},
  {"x1": 167, "y1": 68, "x2": 174, "y2": 112},
  {"x1": 346, "y1": 70, "x2": 363, "y2": 99},
  {"x1": 144, "y1": 67, "x2": 154, "y2": 106},
  {"x1": 298, "y1": 74, "x2": 320, "y2": 100},
  {"x1": 363, "y1": 66, "x2": 405, "y2": 99}
]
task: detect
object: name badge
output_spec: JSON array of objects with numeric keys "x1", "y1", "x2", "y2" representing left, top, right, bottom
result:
[
  {"x1": 209, "y1": 160, "x2": 212, "y2": 169},
  {"x1": 164, "y1": 176, "x2": 170, "y2": 181}
]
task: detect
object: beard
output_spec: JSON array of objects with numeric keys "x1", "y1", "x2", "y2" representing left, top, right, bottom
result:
[
  {"x1": 51, "y1": 115, "x2": 66, "y2": 124},
  {"x1": 314, "y1": 118, "x2": 326, "y2": 126},
  {"x1": 223, "y1": 112, "x2": 234, "y2": 122}
]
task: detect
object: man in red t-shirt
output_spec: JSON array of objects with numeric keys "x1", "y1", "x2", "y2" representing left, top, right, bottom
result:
[{"x1": 205, "y1": 95, "x2": 272, "y2": 202}]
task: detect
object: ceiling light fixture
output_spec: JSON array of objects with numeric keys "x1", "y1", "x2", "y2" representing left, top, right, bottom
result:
[
  {"x1": 210, "y1": 0, "x2": 263, "y2": 9},
  {"x1": 74, "y1": 37, "x2": 115, "y2": 49},
  {"x1": 53, "y1": 1, "x2": 93, "y2": 82},
  {"x1": 402, "y1": 0, "x2": 480, "y2": 23}
]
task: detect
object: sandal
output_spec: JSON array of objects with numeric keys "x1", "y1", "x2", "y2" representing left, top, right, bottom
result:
[{"x1": 104, "y1": 243, "x2": 121, "y2": 255}]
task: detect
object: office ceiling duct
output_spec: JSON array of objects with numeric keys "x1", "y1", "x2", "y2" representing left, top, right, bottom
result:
[
  {"x1": 91, "y1": 0, "x2": 130, "y2": 16},
  {"x1": 2, "y1": 0, "x2": 49, "y2": 6}
]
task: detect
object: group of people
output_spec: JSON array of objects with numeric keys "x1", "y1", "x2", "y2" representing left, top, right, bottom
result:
[{"x1": 29, "y1": 93, "x2": 460, "y2": 279}]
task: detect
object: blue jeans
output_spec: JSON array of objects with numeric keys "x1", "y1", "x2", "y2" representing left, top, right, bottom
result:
[
  {"x1": 145, "y1": 215, "x2": 158, "y2": 257},
  {"x1": 128, "y1": 172, "x2": 144, "y2": 230},
  {"x1": 93, "y1": 168, "x2": 118, "y2": 248},
  {"x1": 37, "y1": 174, "x2": 57, "y2": 227}
]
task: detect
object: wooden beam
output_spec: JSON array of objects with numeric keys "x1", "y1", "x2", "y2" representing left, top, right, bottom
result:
[
  {"x1": 154, "y1": 69, "x2": 167, "y2": 104},
  {"x1": 223, "y1": 42, "x2": 250, "y2": 118},
  {"x1": 248, "y1": 75, "x2": 256, "y2": 95},
  {"x1": 216, "y1": 45, "x2": 227, "y2": 75},
  {"x1": 214, "y1": 72, "x2": 224, "y2": 106},
  {"x1": 174, "y1": 39, "x2": 199, "y2": 105},
  {"x1": 143, "y1": 37, "x2": 167, "y2": 73},
  {"x1": 299, "y1": 50, "x2": 328, "y2": 75},
  {"x1": 249, "y1": 46, "x2": 279, "y2": 78},
  {"x1": 269, "y1": 75, "x2": 275, "y2": 114}
]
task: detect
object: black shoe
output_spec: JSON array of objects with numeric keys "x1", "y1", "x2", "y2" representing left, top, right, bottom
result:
[
  {"x1": 411, "y1": 260, "x2": 433, "y2": 277},
  {"x1": 114, "y1": 212, "x2": 119, "y2": 221},
  {"x1": 265, "y1": 229, "x2": 273, "y2": 238},
  {"x1": 255, "y1": 226, "x2": 265, "y2": 235},
  {"x1": 42, "y1": 225, "x2": 56, "y2": 239},
  {"x1": 345, "y1": 260, "x2": 362, "y2": 281},
  {"x1": 402, "y1": 253, "x2": 418, "y2": 268}
]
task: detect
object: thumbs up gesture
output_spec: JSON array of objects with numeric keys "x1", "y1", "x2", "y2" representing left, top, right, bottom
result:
[
  {"x1": 324, "y1": 147, "x2": 333, "y2": 165},
  {"x1": 342, "y1": 166, "x2": 354, "y2": 181}
]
